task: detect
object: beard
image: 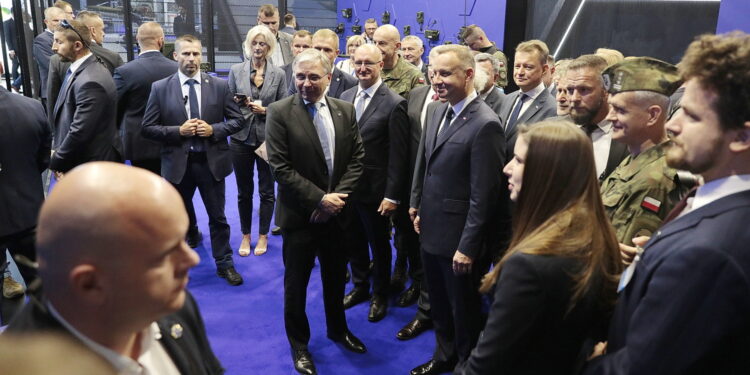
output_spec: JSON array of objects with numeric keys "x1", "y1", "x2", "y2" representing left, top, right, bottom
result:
[
  {"x1": 665, "y1": 136, "x2": 723, "y2": 174},
  {"x1": 569, "y1": 94, "x2": 605, "y2": 126}
]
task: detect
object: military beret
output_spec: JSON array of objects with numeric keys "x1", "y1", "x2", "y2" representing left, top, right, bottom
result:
[{"x1": 602, "y1": 57, "x2": 682, "y2": 96}]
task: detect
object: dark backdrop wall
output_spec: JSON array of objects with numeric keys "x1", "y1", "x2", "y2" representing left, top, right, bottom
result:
[{"x1": 335, "y1": 0, "x2": 508, "y2": 58}]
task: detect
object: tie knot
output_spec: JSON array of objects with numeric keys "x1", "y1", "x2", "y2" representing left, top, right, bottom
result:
[
  {"x1": 519, "y1": 93, "x2": 529, "y2": 102},
  {"x1": 187, "y1": 79, "x2": 198, "y2": 87},
  {"x1": 446, "y1": 108, "x2": 455, "y2": 121},
  {"x1": 360, "y1": 91, "x2": 369, "y2": 99}
]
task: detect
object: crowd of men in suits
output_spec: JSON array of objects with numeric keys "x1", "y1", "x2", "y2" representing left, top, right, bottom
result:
[{"x1": 1, "y1": 1, "x2": 749, "y2": 374}]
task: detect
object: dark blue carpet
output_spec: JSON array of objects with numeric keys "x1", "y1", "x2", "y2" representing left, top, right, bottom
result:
[{"x1": 187, "y1": 173, "x2": 434, "y2": 374}]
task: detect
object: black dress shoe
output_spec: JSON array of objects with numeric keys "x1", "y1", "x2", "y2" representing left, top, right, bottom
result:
[
  {"x1": 271, "y1": 226, "x2": 282, "y2": 235},
  {"x1": 368, "y1": 295, "x2": 387, "y2": 322},
  {"x1": 328, "y1": 331, "x2": 366, "y2": 353},
  {"x1": 410, "y1": 359, "x2": 455, "y2": 375},
  {"x1": 186, "y1": 230, "x2": 203, "y2": 248},
  {"x1": 343, "y1": 287, "x2": 370, "y2": 309},
  {"x1": 397, "y1": 318, "x2": 432, "y2": 341},
  {"x1": 217, "y1": 266, "x2": 243, "y2": 286},
  {"x1": 397, "y1": 283, "x2": 420, "y2": 307},
  {"x1": 292, "y1": 349, "x2": 316, "y2": 375}
]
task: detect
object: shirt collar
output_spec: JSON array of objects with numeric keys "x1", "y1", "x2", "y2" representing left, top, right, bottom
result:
[
  {"x1": 416, "y1": 60, "x2": 424, "y2": 70},
  {"x1": 46, "y1": 28, "x2": 53, "y2": 34},
  {"x1": 178, "y1": 70, "x2": 201, "y2": 86},
  {"x1": 47, "y1": 302, "x2": 161, "y2": 374},
  {"x1": 303, "y1": 96, "x2": 327, "y2": 108},
  {"x1": 139, "y1": 49, "x2": 161, "y2": 56},
  {"x1": 692, "y1": 174, "x2": 750, "y2": 212},
  {"x1": 596, "y1": 119, "x2": 612, "y2": 132},
  {"x1": 69, "y1": 52, "x2": 93, "y2": 74},
  {"x1": 450, "y1": 90, "x2": 478, "y2": 118},
  {"x1": 357, "y1": 78, "x2": 382, "y2": 98},
  {"x1": 520, "y1": 81, "x2": 546, "y2": 100}
]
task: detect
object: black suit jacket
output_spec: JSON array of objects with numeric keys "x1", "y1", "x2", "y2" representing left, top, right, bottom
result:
[
  {"x1": 50, "y1": 55, "x2": 120, "y2": 172},
  {"x1": 32, "y1": 31, "x2": 54, "y2": 99},
  {"x1": 141, "y1": 72, "x2": 244, "y2": 184},
  {"x1": 585, "y1": 190, "x2": 750, "y2": 375},
  {"x1": 341, "y1": 83, "x2": 409, "y2": 204},
  {"x1": 0, "y1": 87, "x2": 50, "y2": 237},
  {"x1": 456, "y1": 252, "x2": 610, "y2": 375},
  {"x1": 411, "y1": 98, "x2": 505, "y2": 259},
  {"x1": 47, "y1": 44, "x2": 124, "y2": 117},
  {"x1": 265, "y1": 94, "x2": 365, "y2": 230},
  {"x1": 114, "y1": 51, "x2": 178, "y2": 161},
  {"x1": 288, "y1": 67, "x2": 357, "y2": 99},
  {"x1": 405, "y1": 86, "x2": 431, "y2": 193},
  {"x1": 499, "y1": 89, "x2": 557, "y2": 161},
  {"x1": 6, "y1": 291, "x2": 224, "y2": 375},
  {"x1": 482, "y1": 88, "x2": 507, "y2": 119}
]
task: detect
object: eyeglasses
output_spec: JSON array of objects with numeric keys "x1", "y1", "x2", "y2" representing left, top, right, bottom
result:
[
  {"x1": 352, "y1": 61, "x2": 381, "y2": 68},
  {"x1": 60, "y1": 19, "x2": 88, "y2": 48}
]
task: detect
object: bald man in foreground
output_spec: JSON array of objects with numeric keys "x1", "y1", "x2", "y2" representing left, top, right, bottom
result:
[{"x1": 6, "y1": 162, "x2": 224, "y2": 375}]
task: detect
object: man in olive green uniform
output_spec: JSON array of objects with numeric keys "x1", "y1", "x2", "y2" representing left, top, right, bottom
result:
[
  {"x1": 373, "y1": 25, "x2": 424, "y2": 99},
  {"x1": 600, "y1": 57, "x2": 687, "y2": 246},
  {"x1": 461, "y1": 25, "x2": 508, "y2": 89}
]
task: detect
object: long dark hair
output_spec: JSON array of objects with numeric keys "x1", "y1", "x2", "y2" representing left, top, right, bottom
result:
[{"x1": 480, "y1": 120, "x2": 622, "y2": 310}]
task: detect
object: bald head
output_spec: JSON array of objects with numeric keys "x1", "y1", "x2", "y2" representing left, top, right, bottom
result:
[
  {"x1": 374, "y1": 24, "x2": 400, "y2": 43},
  {"x1": 136, "y1": 21, "x2": 164, "y2": 51},
  {"x1": 373, "y1": 24, "x2": 402, "y2": 65},
  {"x1": 38, "y1": 163, "x2": 188, "y2": 293}
]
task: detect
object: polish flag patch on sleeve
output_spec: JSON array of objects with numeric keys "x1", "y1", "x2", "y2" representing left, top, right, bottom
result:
[{"x1": 641, "y1": 196, "x2": 662, "y2": 213}]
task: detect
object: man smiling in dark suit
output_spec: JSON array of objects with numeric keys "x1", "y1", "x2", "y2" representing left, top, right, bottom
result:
[
  {"x1": 6, "y1": 163, "x2": 224, "y2": 375},
  {"x1": 266, "y1": 48, "x2": 366, "y2": 375},
  {"x1": 410, "y1": 44, "x2": 505, "y2": 375},
  {"x1": 340, "y1": 44, "x2": 409, "y2": 322},
  {"x1": 142, "y1": 35, "x2": 244, "y2": 286}
]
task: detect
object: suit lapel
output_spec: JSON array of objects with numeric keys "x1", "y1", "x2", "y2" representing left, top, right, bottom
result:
[
  {"x1": 433, "y1": 99, "x2": 476, "y2": 151},
  {"x1": 358, "y1": 86, "x2": 385, "y2": 125},
  {"x1": 517, "y1": 93, "x2": 547, "y2": 125},
  {"x1": 53, "y1": 56, "x2": 93, "y2": 120},
  {"x1": 426, "y1": 103, "x2": 448, "y2": 158},
  {"x1": 199, "y1": 73, "x2": 211, "y2": 119},
  {"x1": 293, "y1": 95, "x2": 326, "y2": 163},
  {"x1": 167, "y1": 73, "x2": 189, "y2": 123},
  {"x1": 502, "y1": 91, "x2": 520, "y2": 122},
  {"x1": 327, "y1": 97, "x2": 348, "y2": 174},
  {"x1": 329, "y1": 69, "x2": 343, "y2": 97}
]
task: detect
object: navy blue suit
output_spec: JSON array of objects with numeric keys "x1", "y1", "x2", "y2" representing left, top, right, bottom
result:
[
  {"x1": 585, "y1": 189, "x2": 750, "y2": 375},
  {"x1": 142, "y1": 72, "x2": 244, "y2": 270},
  {"x1": 411, "y1": 97, "x2": 506, "y2": 365},
  {"x1": 50, "y1": 55, "x2": 121, "y2": 173},
  {"x1": 340, "y1": 83, "x2": 410, "y2": 296},
  {"x1": 114, "y1": 51, "x2": 178, "y2": 170},
  {"x1": 32, "y1": 30, "x2": 54, "y2": 101}
]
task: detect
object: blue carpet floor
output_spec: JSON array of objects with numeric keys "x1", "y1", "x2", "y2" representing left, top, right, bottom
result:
[{"x1": 187, "y1": 173, "x2": 435, "y2": 374}]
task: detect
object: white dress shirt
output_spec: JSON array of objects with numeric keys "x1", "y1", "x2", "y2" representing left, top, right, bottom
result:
[
  {"x1": 690, "y1": 174, "x2": 750, "y2": 214},
  {"x1": 271, "y1": 35, "x2": 285, "y2": 67},
  {"x1": 178, "y1": 70, "x2": 201, "y2": 119},
  {"x1": 438, "y1": 90, "x2": 478, "y2": 134},
  {"x1": 420, "y1": 86, "x2": 438, "y2": 128},
  {"x1": 354, "y1": 78, "x2": 383, "y2": 115},
  {"x1": 590, "y1": 119, "x2": 613, "y2": 178},
  {"x1": 48, "y1": 303, "x2": 180, "y2": 375},
  {"x1": 303, "y1": 97, "x2": 336, "y2": 168},
  {"x1": 69, "y1": 52, "x2": 93, "y2": 74},
  {"x1": 510, "y1": 82, "x2": 546, "y2": 119}
]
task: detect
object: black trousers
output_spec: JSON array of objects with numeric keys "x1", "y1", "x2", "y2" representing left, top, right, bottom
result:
[
  {"x1": 173, "y1": 154, "x2": 233, "y2": 270},
  {"x1": 422, "y1": 250, "x2": 487, "y2": 365},
  {"x1": 230, "y1": 140, "x2": 275, "y2": 235},
  {"x1": 347, "y1": 201, "x2": 392, "y2": 296},
  {"x1": 0, "y1": 226, "x2": 38, "y2": 284},
  {"x1": 393, "y1": 206, "x2": 431, "y2": 319},
  {"x1": 283, "y1": 221, "x2": 349, "y2": 351}
]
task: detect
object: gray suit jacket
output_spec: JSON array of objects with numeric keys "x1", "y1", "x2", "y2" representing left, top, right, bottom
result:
[
  {"x1": 269, "y1": 31, "x2": 294, "y2": 66},
  {"x1": 47, "y1": 44, "x2": 124, "y2": 119},
  {"x1": 227, "y1": 60, "x2": 288, "y2": 145},
  {"x1": 482, "y1": 88, "x2": 507, "y2": 119},
  {"x1": 411, "y1": 98, "x2": 505, "y2": 259},
  {"x1": 50, "y1": 55, "x2": 120, "y2": 172},
  {"x1": 499, "y1": 89, "x2": 557, "y2": 160}
]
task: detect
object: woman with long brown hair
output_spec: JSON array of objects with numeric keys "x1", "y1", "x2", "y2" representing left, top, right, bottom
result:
[{"x1": 455, "y1": 120, "x2": 623, "y2": 375}]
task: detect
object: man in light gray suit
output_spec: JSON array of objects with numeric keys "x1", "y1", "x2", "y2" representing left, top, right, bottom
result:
[
  {"x1": 498, "y1": 40, "x2": 557, "y2": 160},
  {"x1": 257, "y1": 4, "x2": 293, "y2": 67}
]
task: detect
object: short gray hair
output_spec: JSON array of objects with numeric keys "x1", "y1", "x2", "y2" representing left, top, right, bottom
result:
[
  {"x1": 402, "y1": 35, "x2": 423, "y2": 48},
  {"x1": 474, "y1": 53, "x2": 500, "y2": 74},
  {"x1": 293, "y1": 48, "x2": 332, "y2": 75},
  {"x1": 244, "y1": 25, "x2": 277, "y2": 60}
]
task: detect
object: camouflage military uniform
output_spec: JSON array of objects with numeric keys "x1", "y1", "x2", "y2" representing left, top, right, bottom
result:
[
  {"x1": 382, "y1": 56, "x2": 425, "y2": 99},
  {"x1": 481, "y1": 44, "x2": 509, "y2": 88},
  {"x1": 601, "y1": 142, "x2": 686, "y2": 246}
]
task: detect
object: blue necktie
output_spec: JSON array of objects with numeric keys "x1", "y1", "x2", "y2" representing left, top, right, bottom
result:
[
  {"x1": 186, "y1": 79, "x2": 205, "y2": 152},
  {"x1": 307, "y1": 102, "x2": 334, "y2": 178},
  {"x1": 506, "y1": 93, "x2": 528, "y2": 131}
]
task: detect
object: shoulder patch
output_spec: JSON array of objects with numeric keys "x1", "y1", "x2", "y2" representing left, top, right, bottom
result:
[{"x1": 641, "y1": 196, "x2": 661, "y2": 213}]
